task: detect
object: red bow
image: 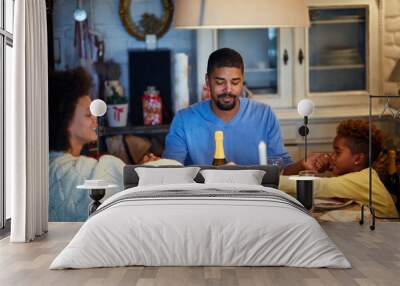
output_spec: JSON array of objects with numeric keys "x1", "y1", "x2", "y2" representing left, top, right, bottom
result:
[{"x1": 113, "y1": 106, "x2": 125, "y2": 121}]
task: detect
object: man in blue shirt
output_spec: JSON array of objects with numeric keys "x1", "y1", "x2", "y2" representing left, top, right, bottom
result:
[{"x1": 163, "y1": 48, "x2": 292, "y2": 167}]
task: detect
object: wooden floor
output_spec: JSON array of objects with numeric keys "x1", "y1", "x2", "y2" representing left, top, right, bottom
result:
[{"x1": 1, "y1": 222, "x2": 399, "y2": 286}]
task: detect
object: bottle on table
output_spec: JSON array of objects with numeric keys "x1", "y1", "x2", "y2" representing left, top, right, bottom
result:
[{"x1": 212, "y1": 131, "x2": 227, "y2": 166}]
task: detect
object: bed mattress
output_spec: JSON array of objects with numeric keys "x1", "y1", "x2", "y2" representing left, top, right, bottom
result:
[{"x1": 50, "y1": 183, "x2": 351, "y2": 269}]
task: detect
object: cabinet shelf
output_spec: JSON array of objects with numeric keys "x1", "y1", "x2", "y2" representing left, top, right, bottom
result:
[
  {"x1": 310, "y1": 64, "x2": 365, "y2": 71},
  {"x1": 311, "y1": 19, "x2": 365, "y2": 25},
  {"x1": 99, "y1": 124, "x2": 170, "y2": 137}
]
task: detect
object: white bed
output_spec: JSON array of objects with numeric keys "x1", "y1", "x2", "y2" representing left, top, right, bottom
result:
[{"x1": 50, "y1": 183, "x2": 351, "y2": 269}]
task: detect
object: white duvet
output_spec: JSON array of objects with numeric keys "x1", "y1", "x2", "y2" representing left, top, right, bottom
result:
[{"x1": 50, "y1": 183, "x2": 351, "y2": 269}]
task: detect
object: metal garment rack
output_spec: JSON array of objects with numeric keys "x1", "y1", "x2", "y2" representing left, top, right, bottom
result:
[{"x1": 360, "y1": 95, "x2": 400, "y2": 230}]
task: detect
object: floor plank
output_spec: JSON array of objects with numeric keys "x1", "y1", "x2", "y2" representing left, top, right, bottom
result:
[{"x1": 0, "y1": 222, "x2": 400, "y2": 286}]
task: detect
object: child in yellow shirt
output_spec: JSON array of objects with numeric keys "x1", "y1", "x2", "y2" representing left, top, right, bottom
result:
[{"x1": 279, "y1": 119, "x2": 398, "y2": 219}]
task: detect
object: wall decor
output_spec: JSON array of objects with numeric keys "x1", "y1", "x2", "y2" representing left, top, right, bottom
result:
[{"x1": 119, "y1": 0, "x2": 174, "y2": 41}]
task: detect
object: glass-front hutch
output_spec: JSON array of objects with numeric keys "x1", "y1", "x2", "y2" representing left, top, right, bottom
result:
[{"x1": 196, "y1": 0, "x2": 379, "y2": 108}]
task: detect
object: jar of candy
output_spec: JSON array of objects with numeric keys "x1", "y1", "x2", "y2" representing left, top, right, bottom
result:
[{"x1": 142, "y1": 86, "x2": 162, "y2": 125}]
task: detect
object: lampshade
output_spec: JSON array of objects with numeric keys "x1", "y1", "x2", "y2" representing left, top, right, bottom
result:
[
  {"x1": 90, "y1": 99, "x2": 107, "y2": 117},
  {"x1": 297, "y1": 99, "x2": 314, "y2": 117},
  {"x1": 388, "y1": 59, "x2": 400, "y2": 82},
  {"x1": 174, "y1": 0, "x2": 310, "y2": 29}
]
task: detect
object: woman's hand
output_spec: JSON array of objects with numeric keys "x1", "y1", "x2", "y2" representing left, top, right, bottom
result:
[{"x1": 139, "y1": 153, "x2": 160, "y2": 164}]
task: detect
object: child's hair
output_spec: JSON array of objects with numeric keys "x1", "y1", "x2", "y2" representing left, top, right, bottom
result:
[{"x1": 336, "y1": 119, "x2": 384, "y2": 166}]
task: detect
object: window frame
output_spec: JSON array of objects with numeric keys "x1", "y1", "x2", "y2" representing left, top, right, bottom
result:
[{"x1": 0, "y1": 0, "x2": 13, "y2": 230}]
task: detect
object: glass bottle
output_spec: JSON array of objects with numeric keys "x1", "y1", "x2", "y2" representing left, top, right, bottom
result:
[
  {"x1": 142, "y1": 86, "x2": 162, "y2": 125},
  {"x1": 212, "y1": 131, "x2": 227, "y2": 166}
]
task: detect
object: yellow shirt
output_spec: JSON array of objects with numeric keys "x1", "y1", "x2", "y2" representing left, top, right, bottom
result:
[{"x1": 279, "y1": 168, "x2": 398, "y2": 218}]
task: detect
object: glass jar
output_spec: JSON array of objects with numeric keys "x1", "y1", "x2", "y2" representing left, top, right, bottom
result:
[{"x1": 142, "y1": 86, "x2": 162, "y2": 125}]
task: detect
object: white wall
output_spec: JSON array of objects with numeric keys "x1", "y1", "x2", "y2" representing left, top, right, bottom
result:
[{"x1": 383, "y1": 0, "x2": 400, "y2": 95}]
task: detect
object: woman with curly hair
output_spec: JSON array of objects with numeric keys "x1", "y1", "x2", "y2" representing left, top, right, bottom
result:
[
  {"x1": 280, "y1": 119, "x2": 398, "y2": 220},
  {"x1": 49, "y1": 67, "x2": 125, "y2": 222}
]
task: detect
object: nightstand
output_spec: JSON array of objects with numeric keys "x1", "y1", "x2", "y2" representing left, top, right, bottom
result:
[
  {"x1": 77, "y1": 180, "x2": 117, "y2": 215},
  {"x1": 289, "y1": 175, "x2": 320, "y2": 210}
]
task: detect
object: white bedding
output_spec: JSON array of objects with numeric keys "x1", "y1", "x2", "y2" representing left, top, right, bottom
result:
[{"x1": 50, "y1": 183, "x2": 351, "y2": 269}]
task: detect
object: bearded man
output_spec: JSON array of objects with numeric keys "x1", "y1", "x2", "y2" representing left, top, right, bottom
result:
[{"x1": 163, "y1": 48, "x2": 292, "y2": 166}]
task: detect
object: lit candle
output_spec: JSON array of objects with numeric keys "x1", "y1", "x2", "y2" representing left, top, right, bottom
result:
[{"x1": 258, "y1": 141, "x2": 267, "y2": 165}]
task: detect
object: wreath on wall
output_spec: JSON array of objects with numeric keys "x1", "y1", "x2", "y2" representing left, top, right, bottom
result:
[{"x1": 119, "y1": 0, "x2": 174, "y2": 41}]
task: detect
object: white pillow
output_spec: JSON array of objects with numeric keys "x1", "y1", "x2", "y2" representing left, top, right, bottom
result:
[
  {"x1": 200, "y1": 169, "x2": 266, "y2": 185},
  {"x1": 135, "y1": 167, "x2": 200, "y2": 186}
]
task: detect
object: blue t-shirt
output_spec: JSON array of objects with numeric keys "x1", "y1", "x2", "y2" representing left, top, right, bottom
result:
[{"x1": 163, "y1": 98, "x2": 292, "y2": 166}]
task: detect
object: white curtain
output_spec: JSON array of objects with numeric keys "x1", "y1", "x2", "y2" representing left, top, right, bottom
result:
[{"x1": 9, "y1": 0, "x2": 49, "y2": 242}]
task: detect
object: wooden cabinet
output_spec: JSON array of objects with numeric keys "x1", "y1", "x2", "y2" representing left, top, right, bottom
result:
[{"x1": 196, "y1": 0, "x2": 379, "y2": 108}]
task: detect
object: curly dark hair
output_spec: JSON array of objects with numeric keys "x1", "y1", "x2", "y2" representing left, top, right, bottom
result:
[
  {"x1": 336, "y1": 119, "x2": 384, "y2": 166},
  {"x1": 49, "y1": 67, "x2": 92, "y2": 151},
  {"x1": 207, "y1": 48, "x2": 244, "y2": 75}
]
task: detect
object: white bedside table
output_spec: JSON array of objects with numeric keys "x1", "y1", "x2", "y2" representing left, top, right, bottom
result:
[{"x1": 77, "y1": 180, "x2": 117, "y2": 215}]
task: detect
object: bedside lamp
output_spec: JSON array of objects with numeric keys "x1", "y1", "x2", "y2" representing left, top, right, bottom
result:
[
  {"x1": 297, "y1": 99, "x2": 314, "y2": 162},
  {"x1": 174, "y1": 0, "x2": 310, "y2": 29},
  {"x1": 293, "y1": 99, "x2": 316, "y2": 210},
  {"x1": 90, "y1": 99, "x2": 107, "y2": 158}
]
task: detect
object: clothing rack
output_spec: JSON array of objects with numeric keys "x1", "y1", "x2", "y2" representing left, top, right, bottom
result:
[{"x1": 359, "y1": 95, "x2": 400, "y2": 230}]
